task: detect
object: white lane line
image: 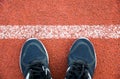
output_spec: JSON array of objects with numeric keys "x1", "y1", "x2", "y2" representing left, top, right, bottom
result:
[{"x1": 0, "y1": 25, "x2": 119, "y2": 39}]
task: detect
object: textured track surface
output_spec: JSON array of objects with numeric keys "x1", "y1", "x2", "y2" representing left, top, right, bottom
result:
[
  {"x1": 0, "y1": 0, "x2": 120, "y2": 25},
  {"x1": 0, "y1": 0, "x2": 120, "y2": 79}
]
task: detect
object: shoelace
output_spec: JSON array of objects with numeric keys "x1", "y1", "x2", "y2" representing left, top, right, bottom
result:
[
  {"x1": 66, "y1": 61, "x2": 89, "y2": 79},
  {"x1": 28, "y1": 62, "x2": 51, "y2": 79}
]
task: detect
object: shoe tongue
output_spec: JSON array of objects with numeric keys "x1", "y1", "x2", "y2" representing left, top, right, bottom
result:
[
  {"x1": 66, "y1": 61, "x2": 88, "y2": 79},
  {"x1": 28, "y1": 61, "x2": 45, "y2": 79},
  {"x1": 73, "y1": 62, "x2": 86, "y2": 78}
]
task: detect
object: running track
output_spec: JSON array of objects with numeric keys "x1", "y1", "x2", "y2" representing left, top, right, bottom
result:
[{"x1": 0, "y1": 0, "x2": 120, "y2": 79}]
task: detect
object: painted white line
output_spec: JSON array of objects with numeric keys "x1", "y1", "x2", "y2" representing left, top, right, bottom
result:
[{"x1": 0, "y1": 25, "x2": 119, "y2": 39}]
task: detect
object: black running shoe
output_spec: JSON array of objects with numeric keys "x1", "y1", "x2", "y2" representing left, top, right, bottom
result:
[
  {"x1": 65, "y1": 38, "x2": 97, "y2": 79},
  {"x1": 20, "y1": 38, "x2": 52, "y2": 79}
]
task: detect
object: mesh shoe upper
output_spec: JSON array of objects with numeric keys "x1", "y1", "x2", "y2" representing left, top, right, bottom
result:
[
  {"x1": 66, "y1": 38, "x2": 96, "y2": 79},
  {"x1": 20, "y1": 38, "x2": 52, "y2": 79}
]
